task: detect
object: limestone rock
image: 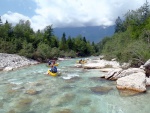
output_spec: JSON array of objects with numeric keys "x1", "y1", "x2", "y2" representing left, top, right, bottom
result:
[
  {"x1": 83, "y1": 59, "x2": 120, "y2": 69},
  {"x1": 146, "y1": 77, "x2": 150, "y2": 86},
  {"x1": 3, "y1": 67, "x2": 13, "y2": 71},
  {"x1": 143, "y1": 59, "x2": 150, "y2": 77},
  {"x1": 104, "y1": 68, "x2": 123, "y2": 80},
  {"x1": 116, "y1": 72, "x2": 146, "y2": 92},
  {"x1": 25, "y1": 89, "x2": 39, "y2": 95},
  {"x1": 105, "y1": 68, "x2": 145, "y2": 80}
]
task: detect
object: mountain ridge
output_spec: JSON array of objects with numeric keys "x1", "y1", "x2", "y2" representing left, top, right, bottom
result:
[{"x1": 53, "y1": 25, "x2": 115, "y2": 43}]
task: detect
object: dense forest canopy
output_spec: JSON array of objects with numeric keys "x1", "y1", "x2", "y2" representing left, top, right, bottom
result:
[{"x1": 0, "y1": 17, "x2": 97, "y2": 62}]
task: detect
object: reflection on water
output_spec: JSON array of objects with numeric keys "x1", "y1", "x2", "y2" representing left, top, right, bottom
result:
[{"x1": 0, "y1": 58, "x2": 150, "y2": 113}]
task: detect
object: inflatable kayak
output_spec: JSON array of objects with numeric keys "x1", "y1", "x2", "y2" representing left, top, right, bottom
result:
[
  {"x1": 47, "y1": 70, "x2": 58, "y2": 77},
  {"x1": 76, "y1": 60, "x2": 87, "y2": 64}
]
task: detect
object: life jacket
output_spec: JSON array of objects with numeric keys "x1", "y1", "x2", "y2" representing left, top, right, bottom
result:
[
  {"x1": 53, "y1": 66, "x2": 57, "y2": 72},
  {"x1": 51, "y1": 66, "x2": 57, "y2": 73}
]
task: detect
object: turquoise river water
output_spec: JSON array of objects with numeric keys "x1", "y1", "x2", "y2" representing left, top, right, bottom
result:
[{"x1": 0, "y1": 58, "x2": 150, "y2": 113}]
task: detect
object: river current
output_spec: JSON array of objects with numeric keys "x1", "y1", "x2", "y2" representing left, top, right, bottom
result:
[{"x1": 0, "y1": 58, "x2": 150, "y2": 113}]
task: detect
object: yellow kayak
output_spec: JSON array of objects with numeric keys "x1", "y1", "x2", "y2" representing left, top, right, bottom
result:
[
  {"x1": 47, "y1": 70, "x2": 58, "y2": 77},
  {"x1": 54, "y1": 63, "x2": 59, "y2": 66},
  {"x1": 76, "y1": 60, "x2": 87, "y2": 64}
]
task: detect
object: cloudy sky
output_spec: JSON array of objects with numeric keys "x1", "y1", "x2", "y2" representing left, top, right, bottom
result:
[{"x1": 0, "y1": 0, "x2": 148, "y2": 31}]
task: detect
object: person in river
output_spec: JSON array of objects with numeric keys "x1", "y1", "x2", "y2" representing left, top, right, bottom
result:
[
  {"x1": 79, "y1": 59, "x2": 82, "y2": 64},
  {"x1": 50, "y1": 65, "x2": 57, "y2": 73},
  {"x1": 48, "y1": 60, "x2": 52, "y2": 66},
  {"x1": 52, "y1": 60, "x2": 56, "y2": 65}
]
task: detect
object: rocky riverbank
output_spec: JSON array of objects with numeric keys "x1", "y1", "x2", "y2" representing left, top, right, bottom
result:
[
  {"x1": 75, "y1": 57, "x2": 150, "y2": 94},
  {"x1": 0, "y1": 53, "x2": 39, "y2": 71}
]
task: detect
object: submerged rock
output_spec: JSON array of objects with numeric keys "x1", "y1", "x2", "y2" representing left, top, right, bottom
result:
[
  {"x1": 78, "y1": 98, "x2": 91, "y2": 106},
  {"x1": 89, "y1": 77, "x2": 106, "y2": 81},
  {"x1": 90, "y1": 86, "x2": 113, "y2": 94},
  {"x1": 118, "y1": 89, "x2": 142, "y2": 97},
  {"x1": 7, "y1": 109, "x2": 16, "y2": 113},
  {"x1": 50, "y1": 108, "x2": 73, "y2": 113},
  {"x1": 64, "y1": 76, "x2": 81, "y2": 83},
  {"x1": 0, "y1": 102, "x2": 3, "y2": 108},
  {"x1": 16, "y1": 98, "x2": 32, "y2": 111},
  {"x1": 25, "y1": 89, "x2": 39, "y2": 95},
  {"x1": 50, "y1": 93, "x2": 76, "y2": 106}
]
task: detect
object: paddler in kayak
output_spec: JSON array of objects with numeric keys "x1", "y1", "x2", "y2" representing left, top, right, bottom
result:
[{"x1": 50, "y1": 65, "x2": 57, "y2": 73}]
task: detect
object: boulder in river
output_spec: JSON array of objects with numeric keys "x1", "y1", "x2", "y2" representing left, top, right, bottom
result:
[
  {"x1": 143, "y1": 59, "x2": 150, "y2": 77},
  {"x1": 116, "y1": 72, "x2": 146, "y2": 92}
]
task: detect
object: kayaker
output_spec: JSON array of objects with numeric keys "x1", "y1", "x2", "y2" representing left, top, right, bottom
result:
[
  {"x1": 48, "y1": 60, "x2": 52, "y2": 66},
  {"x1": 79, "y1": 59, "x2": 82, "y2": 64},
  {"x1": 50, "y1": 65, "x2": 57, "y2": 73},
  {"x1": 53, "y1": 60, "x2": 56, "y2": 65}
]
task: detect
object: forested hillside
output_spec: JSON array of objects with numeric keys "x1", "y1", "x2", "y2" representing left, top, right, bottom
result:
[
  {"x1": 53, "y1": 26, "x2": 115, "y2": 43},
  {"x1": 97, "y1": 1, "x2": 150, "y2": 67},
  {"x1": 0, "y1": 19, "x2": 98, "y2": 62}
]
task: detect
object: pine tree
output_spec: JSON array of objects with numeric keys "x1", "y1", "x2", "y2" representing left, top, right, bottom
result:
[
  {"x1": 142, "y1": 0, "x2": 149, "y2": 22},
  {"x1": 0, "y1": 16, "x2": 3, "y2": 26},
  {"x1": 115, "y1": 16, "x2": 124, "y2": 33}
]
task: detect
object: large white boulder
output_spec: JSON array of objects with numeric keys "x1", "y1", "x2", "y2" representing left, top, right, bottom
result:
[
  {"x1": 3, "y1": 67, "x2": 13, "y2": 71},
  {"x1": 117, "y1": 68, "x2": 145, "y2": 78},
  {"x1": 83, "y1": 59, "x2": 120, "y2": 69},
  {"x1": 143, "y1": 59, "x2": 150, "y2": 77},
  {"x1": 144, "y1": 59, "x2": 150, "y2": 67},
  {"x1": 104, "y1": 68, "x2": 123, "y2": 80},
  {"x1": 103, "y1": 68, "x2": 145, "y2": 80},
  {"x1": 146, "y1": 77, "x2": 150, "y2": 86},
  {"x1": 116, "y1": 72, "x2": 146, "y2": 92}
]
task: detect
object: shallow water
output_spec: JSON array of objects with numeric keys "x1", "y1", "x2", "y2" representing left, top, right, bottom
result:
[{"x1": 0, "y1": 58, "x2": 150, "y2": 113}]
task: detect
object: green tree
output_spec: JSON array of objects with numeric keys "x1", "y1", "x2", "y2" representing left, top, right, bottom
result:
[
  {"x1": 59, "y1": 32, "x2": 68, "y2": 50},
  {"x1": 0, "y1": 16, "x2": 2, "y2": 26},
  {"x1": 35, "y1": 43, "x2": 51, "y2": 60},
  {"x1": 43, "y1": 25, "x2": 53, "y2": 46},
  {"x1": 67, "y1": 36, "x2": 74, "y2": 50},
  {"x1": 141, "y1": 0, "x2": 149, "y2": 22},
  {"x1": 19, "y1": 41, "x2": 34, "y2": 58},
  {"x1": 115, "y1": 16, "x2": 124, "y2": 33}
]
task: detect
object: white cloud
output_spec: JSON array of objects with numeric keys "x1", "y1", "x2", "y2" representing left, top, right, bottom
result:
[
  {"x1": 31, "y1": 0, "x2": 148, "y2": 30},
  {"x1": 1, "y1": 0, "x2": 148, "y2": 31},
  {"x1": 2, "y1": 11, "x2": 30, "y2": 25}
]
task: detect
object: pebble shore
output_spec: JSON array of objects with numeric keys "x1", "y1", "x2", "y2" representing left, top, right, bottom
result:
[{"x1": 0, "y1": 53, "x2": 39, "y2": 71}]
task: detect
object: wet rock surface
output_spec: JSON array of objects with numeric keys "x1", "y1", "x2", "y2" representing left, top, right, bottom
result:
[{"x1": 118, "y1": 89, "x2": 142, "y2": 97}]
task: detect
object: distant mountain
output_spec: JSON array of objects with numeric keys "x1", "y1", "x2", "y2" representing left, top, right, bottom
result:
[{"x1": 53, "y1": 26, "x2": 115, "y2": 43}]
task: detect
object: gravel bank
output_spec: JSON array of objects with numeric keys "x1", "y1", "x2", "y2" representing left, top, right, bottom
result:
[{"x1": 0, "y1": 53, "x2": 39, "y2": 71}]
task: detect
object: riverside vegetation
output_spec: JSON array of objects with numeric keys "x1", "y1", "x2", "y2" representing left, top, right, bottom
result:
[
  {"x1": 98, "y1": 1, "x2": 150, "y2": 67},
  {"x1": 0, "y1": 1, "x2": 150, "y2": 67}
]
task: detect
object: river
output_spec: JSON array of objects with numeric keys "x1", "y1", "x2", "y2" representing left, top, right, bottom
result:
[{"x1": 0, "y1": 58, "x2": 150, "y2": 113}]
